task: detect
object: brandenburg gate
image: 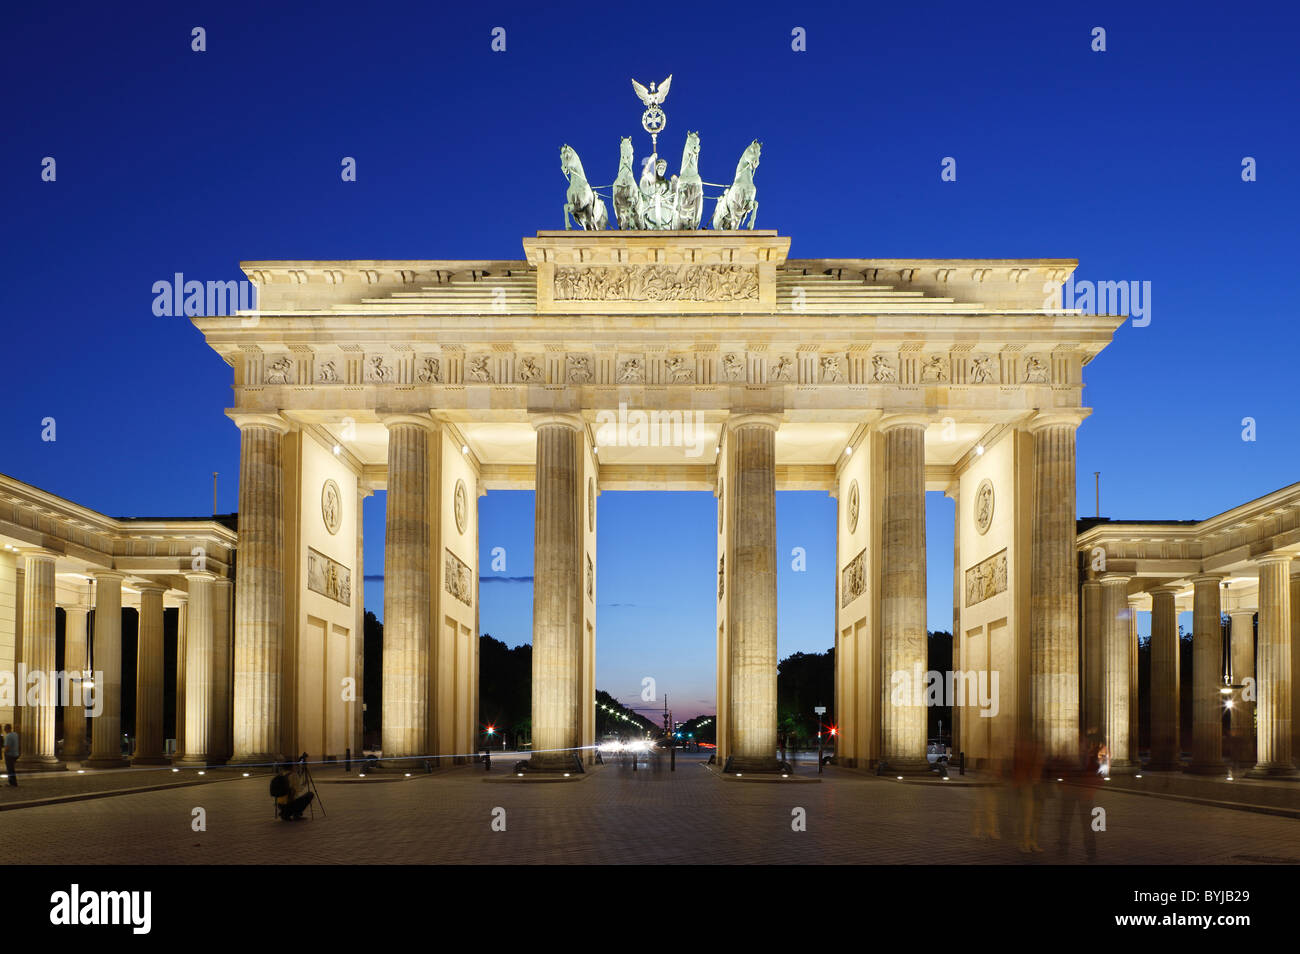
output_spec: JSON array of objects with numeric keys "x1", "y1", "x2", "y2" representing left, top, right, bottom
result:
[{"x1": 191, "y1": 228, "x2": 1124, "y2": 772}]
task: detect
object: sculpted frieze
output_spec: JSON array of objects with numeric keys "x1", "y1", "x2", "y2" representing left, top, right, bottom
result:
[{"x1": 553, "y1": 264, "x2": 759, "y2": 302}]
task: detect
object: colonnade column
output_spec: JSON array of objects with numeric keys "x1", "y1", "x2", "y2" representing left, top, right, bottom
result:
[
  {"x1": 87, "y1": 570, "x2": 127, "y2": 767},
  {"x1": 528, "y1": 415, "x2": 585, "y2": 770},
  {"x1": 1028, "y1": 413, "x2": 1081, "y2": 759},
  {"x1": 1251, "y1": 555, "x2": 1297, "y2": 776},
  {"x1": 381, "y1": 415, "x2": 433, "y2": 763},
  {"x1": 1099, "y1": 574, "x2": 1134, "y2": 771},
  {"x1": 1188, "y1": 575, "x2": 1225, "y2": 773},
  {"x1": 209, "y1": 578, "x2": 233, "y2": 763},
  {"x1": 16, "y1": 551, "x2": 58, "y2": 767},
  {"x1": 1228, "y1": 609, "x2": 1256, "y2": 769},
  {"x1": 1081, "y1": 580, "x2": 1103, "y2": 733},
  {"x1": 1147, "y1": 585, "x2": 1181, "y2": 771},
  {"x1": 880, "y1": 415, "x2": 927, "y2": 772},
  {"x1": 61, "y1": 601, "x2": 90, "y2": 764},
  {"x1": 132, "y1": 582, "x2": 168, "y2": 764},
  {"x1": 726, "y1": 415, "x2": 779, "y2": 772},
  {"x1": 230, "y1": 413, "x2": 289, "y2": 764},
  {"x1": 178, "y1": 572, "x2": 214, "y2": 765},
  {"x1": 1292, "y1": 568, "x2": 1300, "y2": 767},
  {"x1": 1127, "y1": 596, "x2": 1142, "y2": 764},
  {"x1": 173, "y1": 594, "x2": 188, "y2": 759}
]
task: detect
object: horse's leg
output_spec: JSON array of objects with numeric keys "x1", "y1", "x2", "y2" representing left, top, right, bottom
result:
[
  {"x1": 563, "y1": 203, "x2": 573, "y2": 230},
  {"x1": 748, "y1": 200, "x2": 758, "y2": 230}
]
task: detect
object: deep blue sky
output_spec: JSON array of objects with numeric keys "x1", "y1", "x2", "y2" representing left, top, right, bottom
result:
[{"x1": 4, "y1": 2, "x2": 1297, "y2": 719}]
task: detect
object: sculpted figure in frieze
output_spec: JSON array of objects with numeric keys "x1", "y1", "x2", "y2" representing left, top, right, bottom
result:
[
  {"x1": 517, "y1": 357, "x2": 544, "y2": 383},
  {"x1": 466, "y1": 356, "x2": 494, "y2": 383},
  {"x1": 665, "y1": 356, "x2": 695, "y2": 383},
  {"x1": 416, "y1": 357, "x2": 442, "y2": 383},
  {"x1": 920, "y1": 355, "x2": 948, "y2": 382},
  {"x1": 317, "y1": 359, "x2": 339, "y2": 383},
  {"x1": 617, "y1": 357, "x2": 644, "y2": 383},
  {"x1": 771, "y1": 356, "x2": 795, "y2": 382},
  {"x1": 871, "y1": 355, "x2": 897, "y2": 383}
]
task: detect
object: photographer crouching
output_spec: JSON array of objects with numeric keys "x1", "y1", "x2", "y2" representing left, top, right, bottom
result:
[{"x1": 270, "y1": 755, "x2": 315, "y2": 821}]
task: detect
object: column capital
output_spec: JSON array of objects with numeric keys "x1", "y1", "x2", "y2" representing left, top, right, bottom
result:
[
  {"x1": 1098, "y1": 573, "x2": 1131, "y2": 586},
  {"x1": 379, "y1": 412, "x2": 436, "y2": 431},
  {"x1": 227, "y1": 411, "x2": 291, "y2": 433},
  {"x1": 727, "y1": 412, "x2": 782, "y2": 432},
  {"x1": 91, "y1": 568, "x2": 126, "y2": 583},
  {"x1": 1026, "y1": 409, "x2": 1089, "y2": 432},
  {"x1": 528, "y1": 412, "x2": 584, "y2": 432},
  {"x1": 877, "y1": 412, "x2": 929, "y2": 432},
  {"x1": 18, "y1": 547, "x2": 59, "y2": 563},
  {"x1": 1081, "y1": 578, "x2": 1102, "y2": 591},
  {"x1": 133, "y1": 579, "x2": 168, "y2": 594},
  {"x1": 184, "y1": 570, "x2": 217, "y2": 583},
  {"x1": 1190, "y1": 573, "x2": 1227, "y2": 586},
  {"x1": 1148, "y1": 583, "x2": 1182, "y2": 596},
  {"x1": 1255, "y1": 552, "x2": 1293, "y2": 569}
]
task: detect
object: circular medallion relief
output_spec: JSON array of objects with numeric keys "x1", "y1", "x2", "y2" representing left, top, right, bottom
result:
[
  {"x1": 454, "y1": 479, "x2": 468, "y2": 535},
  {"x1": 975, "y1": 478, "x2": 994, "y2": 535},
  {"x1": 587, "y1": 477, "x2": 595, "y2": 532},
  {"x1": 847, "y1": 480, "x2": 860, "y2": 534},
  {"x1": 321, "y1": 479, "x2": 342, "y2": 535}
]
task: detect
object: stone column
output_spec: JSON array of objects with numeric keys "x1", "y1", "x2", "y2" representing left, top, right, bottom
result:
[
  {"x1": 529, "y1": 415, "x2": 585, "y2": 771},
  {"x1": 1187, "y1": 575, "x2": 1225, "y2": 773},
  {"x1": 177, "y1": 572, "x2": 214, "y2": 765},
  {"x1": 1127, "y1": 596, "x2": 1142, "y2": 764},
  {"x1": 1228, "y1": 609, "x2": 1256, "y2": 768},
  {"x1": 209, "y1": 578, "x2": 233, "y2": 763},
  {"x1": 132, "y1": 582, "x2": 168, "y2": 764},
  {"x1": 1081, "y1": 580, "x2": 1103, "y2": 733},
  {"x1": 230, "y1": 413, "x2": 289, "y2": 764},
  {"x1": 1292, "y1": 569, "x2": 1300, "y2": 767},
  {"x1": 382, "y1": 415, "x2": 433, "y2": 763},
  {"x1": 86, "y1": 570, "x2": 127, "y2": 767},
  {"x1": 61, "y1": 602, "x2": 90, "y2": 764},
  {"x1": 1251, "y1": 555, "x2": 1297, "y2": 776},
  {"x1": 726, "y1": 415, "x2": 780, "y2": 772},
  {"x1": 1099, "y1": 575, "x2": 1134, "y2": 770},
  {"x1": 173, "y1": 594, "x2": 188, "y2": 759},
  {"x1": 1028, "y1": 412, "x2": 1082, "y2": 759},
  {"x1": 16, "y1": 551, "x2": 58, "y2": 768},
  {"x1": 880, "y1": 415, "x2": 927, "y2": 772},
  {"x1": 1147, "y1": 586, "x2": 1181, "y2": 771}
]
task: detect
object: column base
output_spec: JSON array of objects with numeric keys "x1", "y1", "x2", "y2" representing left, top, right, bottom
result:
[
  {"x1": 1184, "y1": 760, "x2": 1229, "y2": 776},
  {"x1": 1143, "y1": 757, "x2": 1183, "y2": 772},
  {"x1": 82, "y1": 757, "x2": 130, "y2": 769},
  {"x1": 875, "y1": 757, "x2": 933, "y2": 777},
  {"x1": 1104, "y1": 759, "x2": 1140, "y2": 776},
  {"x1": 15, "y1": 755, "x2": 59, "y2": 770},
  {"x1": 227, "y1": 753, "x2": 281, "y2": 768},
  {"x1": 130, "y1": 756, "x2": 172, "y2": 766},
  {"x1": 523, "y1": 753, "x2": 585, "y2": 774},
  {"x1": 722, "y1": 755, "x2": 786, "y2": 775},
  {"x1": 1246, "y1": 762, "x2": 1300, "y2": 779},
  {"x1": 171, "y1": 755, "x2": 211, "y2": 768}
]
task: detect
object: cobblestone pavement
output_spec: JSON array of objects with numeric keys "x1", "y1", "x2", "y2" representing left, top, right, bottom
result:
[{"x1": 3, "y1": 754, "x2": 1297, "y2": 865}]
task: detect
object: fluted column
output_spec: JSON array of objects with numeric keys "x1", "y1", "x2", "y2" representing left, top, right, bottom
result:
[
  {"x1": 726, "y1": 415, "x2": 780, "y2": 772},
  {"x1": 1100, "y1": 575, "x2": 1134, "y2": 770},
  {"x1": 173, "y1": 594, "x2": 188, "y2": 759},
  {"x1": 1292, "y1": 570, "x2": 1300, "y2": 767},
  {"x1": 1251, "y1": 555, "x2": 1297, "y2": 776},
  {"x1": 1029, "y1": 413, "x2": 1082, "y2": 758},
  {"x1": 528, "y1": 416, "x2": 585, "y2": 770},
  {"x1": 382, "y1": 415, "x2": 433, "y2": 763},
  {"x1": 16, "y1": 551, "x2": 58, "y2": 767},
  {"x1": 880, "y1": 415, "x2": 927, "y2": 771},
  {"x1": 230, "y1": 413, "x2": 288, "y2": 763},
  {"x1": 177, "y1": 572, "x2": 214, "y2": 765},
  {"x1": 132, "y1": 583, "x2": 168, "y2": 764},
  {"x1": 1147, "y1": 585, "x2": 1181, "y2": 770},
  {"x1": 61, "y1": 602, "x2": 90, "y2": 764},
  {"x1": 1127, "y1": 596, "x2": 1142, "y2": 763},
  {"x1": 1082, "y1": 580, "x2": 1103, "y2": 733},
  {"x1": 86, "y1": 570, "x2": 127, "y2": 767},
  {"x1": 1228, "y1": 609, "x2": 1256, "y2": 768},
  {"x1": 209, "y1": 578, "x2": 232, "y2": 763},
  {"x1": 1186, "y1": 575, "x2": 1226, "y2": 773}
]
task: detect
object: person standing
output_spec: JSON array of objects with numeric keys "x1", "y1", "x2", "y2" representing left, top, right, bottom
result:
[{"x1": 3, "y1": 724, "x2": 18, "y2": 787}]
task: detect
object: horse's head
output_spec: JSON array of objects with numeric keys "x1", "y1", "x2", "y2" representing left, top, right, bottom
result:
[
  {"x1": 744, "y1": 139, "x2": 762, "y2": 168},
  {"x1": 681, "y1": 131, "x2": 700, "y2": 172},
  {"x1": 619, "y1": 137, "x2": 634, "y2": 169},
  {"x1": 560, "y1": 144, "x2": 583, "y2": 179}
]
